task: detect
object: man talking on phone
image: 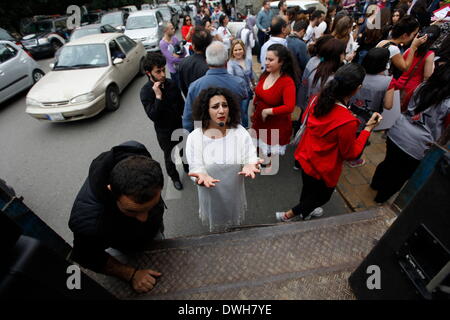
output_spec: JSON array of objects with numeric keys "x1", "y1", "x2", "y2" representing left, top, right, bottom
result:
[{"x1": 140, "y1": 53, "x2": 188, "y2": 190}]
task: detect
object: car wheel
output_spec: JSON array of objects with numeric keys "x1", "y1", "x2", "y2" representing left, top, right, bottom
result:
[
  {"x1": 138, "y1": 58, "x2": 145, "y2": 76},
  {"x1": 105, "y1": 85, "x2": 120, "y2": 111},
  {"x1": 51, "y1": 40, "x2": 63, "y2": 51},
  {"x1": 32, "y1": 69, "x2": 45, "y2": 83}
]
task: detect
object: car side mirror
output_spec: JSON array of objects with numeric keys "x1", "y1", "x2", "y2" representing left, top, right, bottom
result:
[
  {"x1": 113, "y1": 58, "x2": 124, "y2": 65},
  {"x1": 49, "y1": 63, "x2": 55, "y2": 69}
]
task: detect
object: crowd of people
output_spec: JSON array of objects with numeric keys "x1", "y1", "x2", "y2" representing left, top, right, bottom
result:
[{"x1": 68, "y1": 0, "x2": 450, "y2": 293}]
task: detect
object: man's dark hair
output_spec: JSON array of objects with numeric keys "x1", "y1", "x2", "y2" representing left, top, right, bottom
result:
[
  {"x1": 362, "y1": 48, "x2": 390, "y2": 74},
  {"x1": 293, "y1": 19, "x2": 309, "y2": 32},
  {"x1": 391, "y1": 15, "x2": 420, "y2": 39},
  {"x1": 109, "y1": 155, "x2": 164, "y2": 204},
  {"x1": 192, "y1": 26, "x2": 213, "y2": 53},
  {"x1": 143, "y1": 52, "x2": 166, "y2": 73},
  {"x1": 262, "y1": 0, "x2": 270, "y2": 6},
  {"x1": 278, "y1": 0, "x2": 286, "y2": 10},
  {"x1": 307, "y1": 7, "x2": 316, "y2": 15},
  {"x1": 270, "y1": 16, "x2": 288, "y2": 36},
  {"x1": 311, "y1": 10, "x2": 325, "y2": 21},
  {"x1": 193, "y1": 87, "x2": 241, "y2": 129}
]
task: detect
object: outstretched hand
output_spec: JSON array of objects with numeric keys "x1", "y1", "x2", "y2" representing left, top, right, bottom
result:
[
  {"x1": 238, "y1": 160, "x2": 263, "y2": 179},
  {"x1": 188, "y1": 172, "x2": 220, "y2": 188}
]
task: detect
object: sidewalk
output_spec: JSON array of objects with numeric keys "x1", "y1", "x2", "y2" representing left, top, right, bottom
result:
[{"x1": 337, "y1": 131, "x2": 388, "y2": 212}]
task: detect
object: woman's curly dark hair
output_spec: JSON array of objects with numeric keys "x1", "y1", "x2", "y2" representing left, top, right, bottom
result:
[{"x1": 193, "y1": 87, "x2": 241, "y2": 129}]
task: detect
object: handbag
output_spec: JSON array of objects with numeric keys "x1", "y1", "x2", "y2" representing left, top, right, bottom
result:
[{"x1": 290, "y1": 96, "x2": 317, "y2": 146}]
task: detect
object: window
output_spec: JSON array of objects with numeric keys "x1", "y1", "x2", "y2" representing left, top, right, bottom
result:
[
  {"x1": 109, "y1": 40, "x2": 125, "y2": 59},
  {"x1": 55, "y1": 19, "x2": 67, "y2": 31},
  {"x1": 0, "y1": 44, "x2": 18, "y2": 63},
  {"x1": 116, "y1": 36, "x2": 135, "y2": 54}
]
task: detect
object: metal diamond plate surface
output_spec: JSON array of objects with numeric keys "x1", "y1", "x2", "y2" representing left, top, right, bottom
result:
[{"x1": 82, "y1": 208, "x2": 395, "y2": 300}]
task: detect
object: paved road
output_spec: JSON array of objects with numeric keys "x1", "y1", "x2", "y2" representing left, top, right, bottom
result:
[{"x1": 0, "y1": 36, "x2": 350, "y2": 245}]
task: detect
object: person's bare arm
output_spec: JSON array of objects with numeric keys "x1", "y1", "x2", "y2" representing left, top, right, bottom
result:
[
  {"x1": 392, "y1": 35, "x2": 428, "y2": 72},
  {"x1": 384, "y1": 88, "x2": 394, "y2": 110},
  {"x1": 104, "y1": 256, "x2": 162, "y2": 293},
  {"x1": 423, "y1": 52, "x2": 435, "y2": 81}
]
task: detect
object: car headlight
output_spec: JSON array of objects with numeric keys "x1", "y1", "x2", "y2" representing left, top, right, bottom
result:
[
  {"x1": 38, "y1": 38, "x2": 49, "y2": 45},
  {"x1": 26, "y1": 97, "x2": 42, "y2": 107},
  {"x1": 70, "y1": 93, "x2": 96, "y2": 104},
  {"x1": 147, "y1": 35, "x2": 158, "y2": 42}
]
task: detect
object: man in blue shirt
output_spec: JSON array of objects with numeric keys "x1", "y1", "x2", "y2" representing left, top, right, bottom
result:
[
  {"x1": 260, "y1": 16, "x2": 289, "y2": 72},
  {"x1": 182, "y1": 41, "x2": 248, "y2": 132},
  {"x1": 256, "y1": 0, "x2": 274, "y2": 62}
]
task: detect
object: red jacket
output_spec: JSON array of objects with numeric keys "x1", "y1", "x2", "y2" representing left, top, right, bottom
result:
[{"x1": 295, "y1": 97, "x2": 371, "y2": 187}]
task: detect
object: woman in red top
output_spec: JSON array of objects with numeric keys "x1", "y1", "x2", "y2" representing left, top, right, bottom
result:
[
  {"x1": 181, "y1": 16, "x2": 194, "y2": 41},
  {"x1": 276, "y1": 63, "x2": 382, "y2": 222},
  {"x1": 389, "y1": 25, "x2": 440, "y2": 111},
  {"x1": 251, "y1": 44, "x2": 299, "y2": 157}
]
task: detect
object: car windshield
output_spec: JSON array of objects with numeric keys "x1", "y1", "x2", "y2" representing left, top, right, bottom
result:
[
  {"x1": 101, "y1": 14, "x2": 122, "y2": 26},
  {"x1": 126, "y1": 15, "x2": 157, "y2": 29},
  {"x1": 70, "y1": 28, "x2": 100, "y2": 41},
  {"x1": 55, "y1": 44, "x2": 108, "y2": 69},
  {"x1": 0, "y1": 28, "x2": 15, "y2": 41},
  {"x1": 23, "y1": 21, "x2": 53, "y2": 35}
]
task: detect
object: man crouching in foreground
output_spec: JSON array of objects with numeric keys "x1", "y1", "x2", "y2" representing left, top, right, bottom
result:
[{"x1": 69, "y1": 141, "x2": 165, "y2": 293}]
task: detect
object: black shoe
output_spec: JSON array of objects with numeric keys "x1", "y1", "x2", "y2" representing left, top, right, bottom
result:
[{"x1": 173, "y1": 180, "x2": 183, "y2": 190}]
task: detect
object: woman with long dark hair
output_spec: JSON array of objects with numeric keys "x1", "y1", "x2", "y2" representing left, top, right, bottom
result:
[
  {"x1": 276, "y1": 63, "x2": 382, "y2": 221},
  {"x1": 377, "y1": 15, "x2": 427, "y2": 79},
  {"x1": 307, "y1": 38, "x2": 346, "y2": 99},
  {"x1": 186, "y1": 87, "x2": 260, "y2": 232},
  {"x1": 251, "y1": 44, "x2": 299, "y2": 157},
  {"x1": 389, "y1": 25, "x2": 440, "y2": 111},
  {"x1": 371, "y1": 38, "x2": 450, "y2": 203}
]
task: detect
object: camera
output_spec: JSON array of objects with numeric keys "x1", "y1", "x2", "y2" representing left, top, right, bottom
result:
[
  {"x1": 173, "y1": 40, "x2": 187, "y2": 56},
  {"x1": 349, "y1": 104, "x2": 375, "y2": 133}
]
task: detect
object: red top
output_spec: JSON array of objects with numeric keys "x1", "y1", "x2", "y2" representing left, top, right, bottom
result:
[
  {"x1": 251, "y1": 73, "x2": 296, "y2": 145},
  {"x1": 295, "y1": 97, "x2": 371, "y2": 187},
  {"x1": 182, "y1": 25, "x2": 193, "y2": 41},
  {"x1": 392, "y1": 49, "x2": 433, "y2": 111}
]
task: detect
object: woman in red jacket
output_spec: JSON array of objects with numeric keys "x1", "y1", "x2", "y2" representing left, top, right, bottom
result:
[
  {"x1": 276, "y1": 63, "x2": 382, "y2": 222},
  {"x1": 251, "y1": 44, "x2": 299, "y2": 158}
]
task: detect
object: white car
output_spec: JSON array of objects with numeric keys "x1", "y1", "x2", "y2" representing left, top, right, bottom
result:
[
  {"x1": 26, "y1": 33, "x2": 146, "y2": 122},
  {"x1": 124, "y1": 10, "x2": 164, "y2": 52},
  {"x1": 270, "y1": 1, "x2": 326, "y2": 13},
  {"x1": 0, "y1": 41, "x2": 44, "y2": 104}
]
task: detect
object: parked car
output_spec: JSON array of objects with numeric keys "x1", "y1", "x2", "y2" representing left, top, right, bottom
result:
[
  {"x1": 20, "y1": 16, "x2": 70, "y2": 58},
  {"x1": 26, "y1": 33, "x2": 146, "y2": 122},
  {"x1": 269, "y1": 0, "x2": 324, "y2": 15},
  {"x1": 124, "y1": 10, "x2": 164, "y2": 52},
  {"x1": 101, "y1": 11, "x2": 128, "y2": 31},
  {"x1": 69, "y1": 24, "x2": 119, "y2": 42},
  {"x1": 157, "y1": 5, "x2": 179, "y2": 29},
  {"x1": 120, "y1": 5, "x2": 138, "y2": 14},
  {"x1": 169, "y1": 4, "x2": 184, "y2": 18},
  {"x1": 81, "y1": 11, "x2": 104, "y2": 25},
  {"x1": 0, "y1": 41, "x2": 45, "y2": 104}
]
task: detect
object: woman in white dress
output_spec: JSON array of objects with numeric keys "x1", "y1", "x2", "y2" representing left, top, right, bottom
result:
[
  {"x1": 186, "y1": 87, "x2": 260, "y2": 232},
  {"x1": 217, "y1": 14, "x2": 234, "y2": 51}
]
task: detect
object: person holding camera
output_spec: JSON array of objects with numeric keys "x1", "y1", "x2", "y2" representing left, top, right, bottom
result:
[
  {"x1": 160, "y1": 22, "x2": 186, "y2": 87},
  {"x1": 276, "y1": 63, "x2": 382, "y2": 222},
  {"x1": 140, "y1": 53, "x2": 188, "y2": 191}
]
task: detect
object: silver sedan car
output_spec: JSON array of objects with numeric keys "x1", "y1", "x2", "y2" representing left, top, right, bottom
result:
[
  {"x1": 26, "y1": 33, "x2": 146, "y2": 122},
  {"x1": 0, "y1": 40, "x2": 45, "y2": 104}
]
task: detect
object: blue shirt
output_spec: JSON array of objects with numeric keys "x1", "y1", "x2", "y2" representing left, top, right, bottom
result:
[
  {"x1": 183, "y1": 68, "x2": 249, "y2": 132},
  {"x1": 256, "y1": 9, "x2": 273, "y2": 31}
]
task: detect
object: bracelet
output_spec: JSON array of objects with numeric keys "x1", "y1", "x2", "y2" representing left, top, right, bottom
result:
[{"x1": 129, "y1": 268, "x2": 137, "y2": 284}]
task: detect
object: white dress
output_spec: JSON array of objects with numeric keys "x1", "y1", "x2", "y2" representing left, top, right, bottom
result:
[
  {"x1": 186, "y1": 125, "x2": 258, "y2": 232},
  {"x1": 217, "y1": 26, "x2": 233, "y2": 50}
]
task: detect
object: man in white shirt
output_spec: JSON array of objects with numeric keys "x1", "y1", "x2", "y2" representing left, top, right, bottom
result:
[
  {"x1": 260, "y1": 16, "x2": 289, "y2": 71},
  {"x1": 303, "y1": 10, "x2": 325, "y2": 45}
]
